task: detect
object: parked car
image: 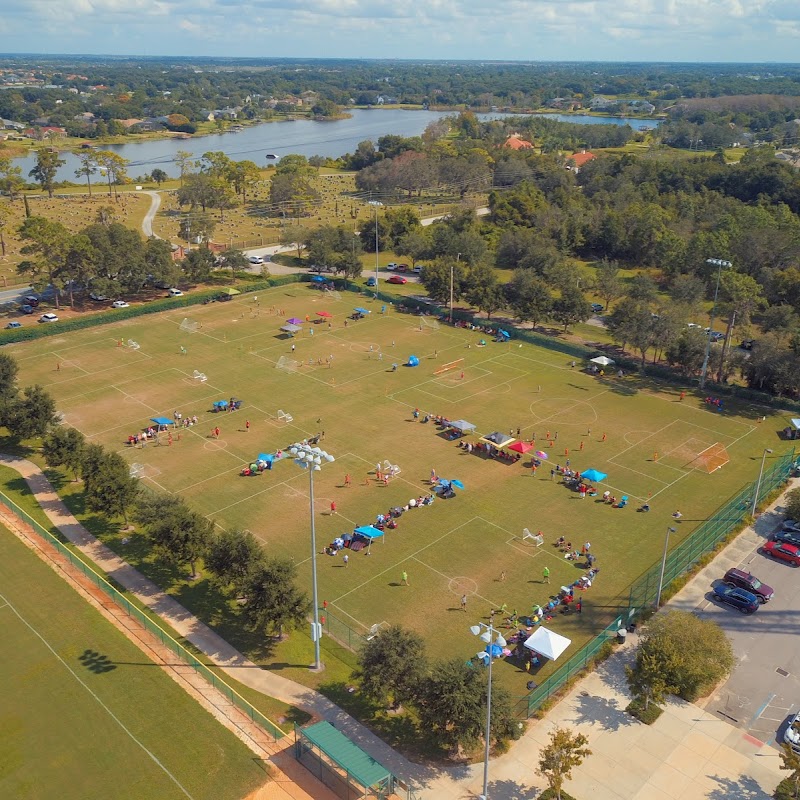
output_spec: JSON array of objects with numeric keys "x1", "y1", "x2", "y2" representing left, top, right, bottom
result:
[
  {"x1": 5, "y1": 321, "x2": 22, "y2": 329},
  {"x1": 23, "y1": 295, "x2": 39, "y2": 307},
  {"x1": 687, "y1": 322, "x2": 701, "y2": 329},
  {"x1": 387, "y1": 275, "x2": 408, "y2": 285},
  {"x1": 38, "y1": 313, "x2": 59, "y2": 323},
  {"x1": 762, "y1": 541, "x2": 800, "y2": 566},
  {"x1": 248, "y1": 255, "x2": 263, "y2": 264},
  {"x1": 395, "y1": 264, "x2": 409, "y2": 272},
  {"x1": 782, "y1": 519, "x2": 800, "y2": 534},
  {"x1": 167, "y1": 288, "x2": 184, "y2": 297},
  {"x1": 722, "y1": 568, "x2": 774, "y2": 603},
  {"x1": 366, "y1": 277, "x2": 377, "y2": 287},
  {"x1": 710, "y1": 331, "x2": 725, "y2": 342},
  {"x1": 89, "y1": 292, "x2": 109, "y2": 301},
  {"x1": 785, "y1": 710, "x2": 800, "y2": 754},
  {"x1": 111, "y1": 300, "x2": 129, "y2": 309},
  {"x1": 591, "y1": 303, "x2": 604, "y2": 313},
  {"x1": 711, "y1": 584, "x2": 759, "y2": 614},
  {"x1": 413, "y1": 265, "x2": 423, "y2": 274},
  {"x1": 773, "y1": 528, "x2": 800, "y2": 548},
  {"x1": 740, "y1": 339, "x2": 755, "y2": 350},
  {"x1": 216, "y1": 293, "x2": 232, "y2": 302},
  {"x1": 20, "y1": 304, "x2": 35, "y2": 314},
  {"x1": 385, "y1": 262, "x2": 398, "y2": 271}
]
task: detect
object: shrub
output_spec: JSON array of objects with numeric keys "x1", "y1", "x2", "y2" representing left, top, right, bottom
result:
[{"x1": 626, "y1": 698, "x2": 664, "y2": 725}]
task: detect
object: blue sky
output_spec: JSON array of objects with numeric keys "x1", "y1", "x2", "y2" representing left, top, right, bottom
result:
[{"x1": 2, "y1": 0, "x2": 799, "y2": 62}]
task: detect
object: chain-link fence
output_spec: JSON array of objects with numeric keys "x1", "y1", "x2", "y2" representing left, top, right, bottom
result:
[
  {"x1": 0, "y1": 491, "x2": 285, "y2": 741},
  {"x1": 323, "y1": 610, "x2": 367, "y2": 652}
]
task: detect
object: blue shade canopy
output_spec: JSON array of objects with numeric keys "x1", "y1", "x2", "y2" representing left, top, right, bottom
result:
[
  {"x1": 354, "y1": 307, "x2": 370, "y2": 314},
  {"x1": 150, "y1": 417, "x2": 173, "y2": 426},
  {"x1": 354, "y1": 525, "x2": 384, "y2": 539},
  {"x1": 581, "y1": 468, "x2": 607, "y2": 482}
]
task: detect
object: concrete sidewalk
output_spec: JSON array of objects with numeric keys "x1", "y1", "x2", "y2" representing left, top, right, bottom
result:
[{"x1": 1, "y1": 452, "x2": 793, "y2": 799}]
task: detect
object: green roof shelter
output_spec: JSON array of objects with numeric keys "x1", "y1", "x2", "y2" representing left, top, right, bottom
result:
[{"x1": 295, "y1": 721, "x2": 398, "y2": 798}]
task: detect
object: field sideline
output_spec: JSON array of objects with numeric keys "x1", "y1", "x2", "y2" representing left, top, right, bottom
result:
[{"x1": 4, "y1": 284, "x2": 792, "y2": 693}]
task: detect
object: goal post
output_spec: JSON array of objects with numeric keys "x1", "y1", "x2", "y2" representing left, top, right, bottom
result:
[
  {"x1": 179, "y1": 318, "x2": 198, "y2": 333},
  {"x1": 275, "y1": 355, "x2": 299, "y2": 373},
  {"x1": 690, "y1": 442, "x2": 730, "y2": 473},
  {"x1": 433, "y1": 358, "x2": 464, "y2": 376}
]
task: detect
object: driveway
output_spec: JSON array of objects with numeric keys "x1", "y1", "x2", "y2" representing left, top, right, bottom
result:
[{"x1": 686, "y1": 503, "x2": 800, "y2": 750}]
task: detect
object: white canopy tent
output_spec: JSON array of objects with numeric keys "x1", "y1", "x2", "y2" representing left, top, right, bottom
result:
[
  {"x1": 589, "y1": 355, "x2": 615, "y2": 367},
  {"x1": 523, "y1": 627, "x2": 572, "y2": 661}
]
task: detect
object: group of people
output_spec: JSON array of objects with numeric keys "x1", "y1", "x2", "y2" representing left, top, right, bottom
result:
[{"x1": 704, "y1": 396, "x2": 724, "y2": 411}]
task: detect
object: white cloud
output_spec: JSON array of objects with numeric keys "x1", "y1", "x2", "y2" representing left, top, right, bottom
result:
[{"x1": 2, "y1": 0, "x2": 800, "y2": 58}]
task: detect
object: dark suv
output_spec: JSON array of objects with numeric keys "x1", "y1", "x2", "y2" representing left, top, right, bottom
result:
[{"x1": 723, "y1": 567, "x2": 774, "y2": 604}]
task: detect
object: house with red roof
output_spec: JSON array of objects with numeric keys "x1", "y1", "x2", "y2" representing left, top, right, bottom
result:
[
  {"x1": 504, "y1": 134, "x2": 534, "y2": 151},
  {"x1": 566, "y1": 150, "x2": 597, "y2": 171}
]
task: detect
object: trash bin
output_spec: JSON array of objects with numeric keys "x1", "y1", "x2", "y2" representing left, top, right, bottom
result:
[{"x1": 616, "y1": 627, "x2": 627, "y2": 644}]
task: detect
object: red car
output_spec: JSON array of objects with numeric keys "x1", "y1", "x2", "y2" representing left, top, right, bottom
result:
[
  {"x1": 387, "y1": 275, "x2": 408, "y2": 285},
  {"x1": 762, "y1": 541, "x2": 800, "y2": 567}
]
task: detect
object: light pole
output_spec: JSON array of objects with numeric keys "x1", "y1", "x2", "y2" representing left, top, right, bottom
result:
[
  {"x1": 450, "y1": 252, "x2": 461, "y2": 324},
  {"x1": 700, "y1": 258, "x2": 731, "y2": 389},
  {"x1": 289, "y1": 442, "x2": 335, "y2": 671},
  {"x1": 655, "y1": 527, "x2": 677, "y2": 609},
  {"x1": 752, "y1": 448, "x2": 773, "y2": 517},
  {"x1": 470, "y1": 614, "x2": 507, "y2": 800},
  {"x1": 368, "y1": 200, "x2": 382, "y2": 288}
]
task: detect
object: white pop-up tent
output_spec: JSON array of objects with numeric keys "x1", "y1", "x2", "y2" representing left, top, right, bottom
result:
[
  {"x1": 523, "y1": 627, "x2": 572, "y2": 661},
  {"x1": 589, "y1": 355, "x2": 615, "y2": 367}
]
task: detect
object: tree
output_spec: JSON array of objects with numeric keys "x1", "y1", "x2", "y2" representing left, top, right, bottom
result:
[
  {"x1": 776, "y1": 743, "x2": 800, "y2": 800},
  {"x1": 607, "y1": 298, "x2": 657, "y2": 365},
  {"x1": 150, "y1": 168, "x2": 168, "y2": 185},
  {"x1": 761, "y1": 305, "x2": 800, "y2": 343},
  {"x1": 464, "y1": 264, "x2": 506, "y2": 319},
  {"x1": 174, "y1": 150, "x2": 195, "y2": 187},
  {"x1": 80, "y1": 442, "x2": 106, "y2": 489},
  {"x1": 206, "y1": 528, "x2": 266, "y2": 595},
  {"x1": 537, "y1": 727, "x2": 592, "y2": 800},
  {"x1": 717, "y1": 270, "x2": 765, "y2": 382},
  {"x1": 594, "y1": 259, "x2": 623, "y2": 310},
  {"x1": 75, "y1": 152, "x2": 97, "y2": 196},
  {"x1": 353, "y1": 625, "x2": 427, "y2": 710},
  {"x1": 505, "y1": 270, "x2": 553, "y2": 329},
  {"x1": 17, "y1": 216, "x2": 72, "y2": 306},
  {"x1": 0, "y1": 154, "x2": 25, "y2": 200},
  {"x1": 665, "y1": 328, "x2": 708, "y2": 376},
  {"x1": 2, "y1": 385, "x2": 57, "y2": 440},
  {"x1": 134, "y1": 493, "x2": 213, "y2": 579},
  {"x1": 83, "y1": 451, "x2": 139, "y2": 525},
  {"x1": 396, "y1": 228, "x2": 433, "y2": 266},
  {"x1": 417, "y1": 658, "x2": 517, "y2": 755},
  {"x1": 29, "y1": 148, "x2": 65, "y2": 198},
  {"x1": 280, "y1": 224, "x2": 307, "y2": 260},
  {"x1": 625, "y1": 646, "x2": 678, "y2": 713},
  {"x1": 0, "y1": 352, "x2": 19, "y2": 403},
  {"x1": 228, "y1": 160, "x2": 262, "y2": 203},
  {"x1": 182, "y1": 247, "x2": 216, "y2": 281},
  {"x1": 420, "y1": 256, "x2": 468, "y2": 306},
  {"x1": 639, "y1": 611, "x2": 734, "y2": 702},
  {"x1": 269, "y1": 172, "x2": 319, "y2": 211},
  {"x1": 239, "y1": 557, "x2": 310, "y2": 637},
  {"x1": 220, "y1": 248, "x2": 249, "y2": 282},
  {"x1": 42, "y1": 426, "x2": 86, "y2": 481},
  {"x1": 0, "y1": 200, "x2": 10, "y2": 258},
  {"x1": 784, "y1": 487, "x2": 800, "y2": 523},
  {"x1": 94, "y1": 151, "x2": 129, "y2": 200},
  {"x1": 552, "y1": 286, "x2": 591, "y2": 332}
]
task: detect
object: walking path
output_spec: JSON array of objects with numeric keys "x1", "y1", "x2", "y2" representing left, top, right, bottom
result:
[
  {"x1": 0, "y1": 451, "x2": 794, "y2": 799},
  {"x1": 142, "y1": 190, "x2": 162, "y2": 238}
]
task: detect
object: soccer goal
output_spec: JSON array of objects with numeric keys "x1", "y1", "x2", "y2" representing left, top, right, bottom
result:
[
  {"x1": 327, "y1": 290, "x2": 342, "y2": 302},
  {"x1": 421, "y1": 317, "x2": 440, "y2": 331},
  {"x1": 179, "y1": 318, "x2": 198, "y2": 333},
  {"x1": 365, "y1": 621, "x2": 390, "y2": 641},
  {"x1": 522, "y1": 528, "x2": 544, "y2": 547},
  {"x1": 689, "y1": 442, "x2": 730, "y2": 473},
  {"x1": 127, "y1": 339, "x2": 140, "y2": 350},
  {"x1": 275, "y1": 355, "x2": 299, "y2": 373}
]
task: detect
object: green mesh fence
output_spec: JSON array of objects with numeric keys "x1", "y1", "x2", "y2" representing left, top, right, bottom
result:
[
  {"x1": 323, "y1": 610, "x2": 367, "y2": 652},
  {"x1": 0, "y1": 492, "x2": 285, "y2": 741}
]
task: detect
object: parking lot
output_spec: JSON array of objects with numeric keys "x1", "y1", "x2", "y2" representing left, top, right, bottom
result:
[{"x1": 691, "y1": 504, "x2": 800, "y2": 751}]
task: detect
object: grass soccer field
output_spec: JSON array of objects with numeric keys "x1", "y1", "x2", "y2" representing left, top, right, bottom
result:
[
  {"x1": 5, "y1": 283, "x2": 795, "y2": 694},
  {"x1": 0, "y1": 523, "x2": 270, "y2": 800}
]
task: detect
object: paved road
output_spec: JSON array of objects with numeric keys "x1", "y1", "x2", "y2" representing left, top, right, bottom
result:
[
  {"x1": 141, "y1": 190, "x2": 162, "y2": 238},
  {"x1": 697, "y1": 504, "x2": 800, "y2": 750}
]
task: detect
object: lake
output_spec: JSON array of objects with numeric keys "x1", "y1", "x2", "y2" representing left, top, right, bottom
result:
[{"x1": 14, "y1": 108, "x2": 657, "y2": 180}]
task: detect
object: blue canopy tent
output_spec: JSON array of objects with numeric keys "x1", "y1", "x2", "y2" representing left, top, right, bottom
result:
[
  {"x1": 582, "y1": 468, "x2": 607, "y2": 483},
  {"x1": 353, "y1": 525, "x2": 385, "y2": 553},
  {"x1": 150, "y1": 416, "x2": 174, "y2": 428},
  {"x1": 310, "y1": 275, "x2": 327, "y2": 283},
  {"x1": 496, "y1": 329, "x2": 511, "y2": 341},
  {"x1": 407, "y1": 355, "x2": 420, "y2": 367},
  {"x1": 354, "y1": 307, "x2": 370, "y2": 315}
]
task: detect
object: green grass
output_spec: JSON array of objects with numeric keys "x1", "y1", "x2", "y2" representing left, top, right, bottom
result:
[
  {"x1": 0, "y1": 522, "x2": 269, "y2": 800},
  {"x1": 2, "y1": 284, "x2": 793, "y2": 703}
]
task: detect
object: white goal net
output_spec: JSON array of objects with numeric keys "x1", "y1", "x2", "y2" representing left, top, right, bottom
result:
[
  {"x1": 179, "y1": 318, "x2": 198, "y2": 333},
  {"x1": 275, "y1": 355, "x2": 299, "y2": 373}
]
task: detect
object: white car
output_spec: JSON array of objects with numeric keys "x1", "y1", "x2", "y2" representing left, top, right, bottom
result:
[
  {"x1": 167, "y1": 288, "x2": 184, "y2": 297},
  {"x1": 89, "y1": 293, "x2": 109, "y2": 302},
  {"x1": 38, "y1": 313, "x2": 59, "y2": 323},
  {"x1": 687, "y1": 323, "x2": 700, "y2": 329},
  {"x1": 248, "y1": 255, "x2": 264, "y2": 265},
  {"x1": 111, "y1": 300, "x2": 129, "y2": 309},
  {"x1": 385, "y1": 262, "x2": 398, "y2": 271},
  {"x1": 786, "y1": 710, "x2": 800, "y2": 753}
]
